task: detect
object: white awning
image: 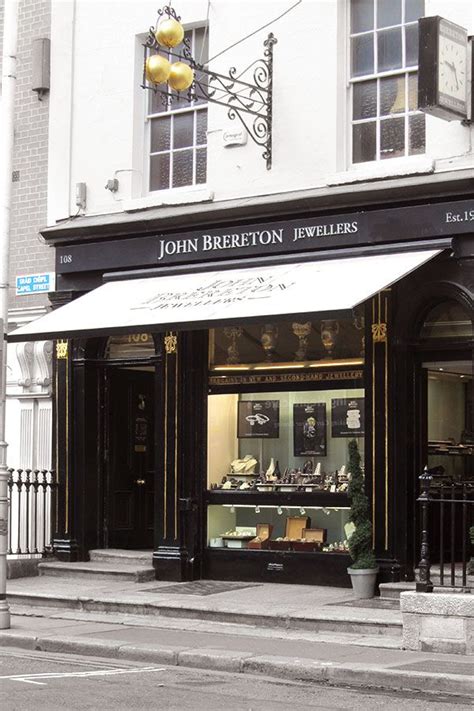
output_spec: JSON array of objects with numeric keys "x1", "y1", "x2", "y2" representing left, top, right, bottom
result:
[{"x1": 8, "y1": 250, "x2": 440, "y2": 342}]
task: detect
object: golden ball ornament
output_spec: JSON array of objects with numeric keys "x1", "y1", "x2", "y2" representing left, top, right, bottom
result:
[
  {"x1": 145, "y1": 54, "x2": 171, "y2": 84},
  {"x1": 168, "y1": 62, "x2": 194, "y2": 91},
  {"x1": 155, "y1": 18, "x2": 184, "y2": 48}
]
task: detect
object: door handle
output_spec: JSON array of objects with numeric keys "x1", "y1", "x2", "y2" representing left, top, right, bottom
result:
[{"x1": 135, "y1": 478, "x2": 146, "y2": 486}]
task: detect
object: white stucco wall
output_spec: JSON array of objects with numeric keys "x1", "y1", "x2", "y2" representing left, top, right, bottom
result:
[{"x1": 47, "y1": 0, "x2": 474, "y2": 225}]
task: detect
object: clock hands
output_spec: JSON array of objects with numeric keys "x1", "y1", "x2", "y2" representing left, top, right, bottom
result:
[{"x1": 443, "y1": 60, "x2": 459, "y2": 90}]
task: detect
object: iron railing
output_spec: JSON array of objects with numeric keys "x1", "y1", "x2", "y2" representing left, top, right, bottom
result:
[
  {"x1": 7, "y1": 468, "x2": 57, "y2": 557},
  {"x1": 417, "y1": 467, "x2": 474, "y2": 592}
]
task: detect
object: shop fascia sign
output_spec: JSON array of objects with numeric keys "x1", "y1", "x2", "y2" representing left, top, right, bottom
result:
[{"x1": 55, "y1": 199, "x2": 474, "y2": 274}]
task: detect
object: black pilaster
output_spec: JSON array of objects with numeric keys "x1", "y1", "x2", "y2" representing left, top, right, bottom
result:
[
  {"x1": 52, "y1": 338, "x2": 78, "y2": 560},
  {"x1": 153, "y1": 330, "x2": 208, "y2": 581}
]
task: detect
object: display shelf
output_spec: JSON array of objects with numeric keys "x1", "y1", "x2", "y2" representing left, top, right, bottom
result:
[
  {"x1": 428, "y1": 447, "x2": 473, "y2": 457},
  {"x1": 205, "y1": 490, "x2": 349, "y2": 506}
]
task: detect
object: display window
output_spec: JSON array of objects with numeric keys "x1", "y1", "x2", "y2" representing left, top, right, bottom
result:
[
  {"x1": 207, "y1": 383, "x2": 364, "y2": 553},
  {"x1": 207, "y1": 505, "x2": 351, "y2": 552}
]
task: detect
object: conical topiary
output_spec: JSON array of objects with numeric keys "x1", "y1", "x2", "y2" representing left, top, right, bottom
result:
[{"x1": 347, "y1": 439, "x2": 377, "y2": 569}]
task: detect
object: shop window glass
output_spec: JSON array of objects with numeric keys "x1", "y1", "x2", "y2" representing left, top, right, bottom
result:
[
  {"x1": 210, "y1": 317, "x2": 365, "y2": 369},
  {"x1": 207, "y1": 387, "x2": 365, "y2": 552},
  {"x1": 350, "y1": 0, "x2": 425, "y2": 163},
  {"x1": 425, "y1": 361, "x2": 473, "y2": 482},
  {"x1": 419, "y1": 301, "x2": 473, "y2": 341},
  {"x1": 105, "y1": 333, "x2": 156, "y2": 359}
]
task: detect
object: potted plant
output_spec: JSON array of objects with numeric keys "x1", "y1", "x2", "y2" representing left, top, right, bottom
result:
[{"x1": 347, "y1": 439, "x2": 378, "y2": 599}]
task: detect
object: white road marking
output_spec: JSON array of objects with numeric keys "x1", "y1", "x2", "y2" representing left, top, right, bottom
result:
[{"x1": 2, "y1": 666, "x2": 166, "y2": 685}]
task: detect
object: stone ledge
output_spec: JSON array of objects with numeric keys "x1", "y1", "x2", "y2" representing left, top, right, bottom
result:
[
  {"x1": 401, "y1": 592, "x2": 474, "y2": 655},
  {"x1": 401, "y1": 592, "x2": 474, "y2": 617}
]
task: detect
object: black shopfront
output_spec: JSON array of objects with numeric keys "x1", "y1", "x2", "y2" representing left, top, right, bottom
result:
[{"x1": 10, "y1": 186, "x2": 473, "y2": 586}]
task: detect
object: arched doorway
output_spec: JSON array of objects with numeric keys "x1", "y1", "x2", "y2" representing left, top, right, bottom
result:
[
  {"x1": 413, "y1": 300, "x2": 473, "y2": 570},
  {"x1": 103, "y1": 333, "x2": 157, "y2": 549}
]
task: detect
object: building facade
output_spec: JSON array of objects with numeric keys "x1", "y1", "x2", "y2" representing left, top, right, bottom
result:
[
  {"x1": 1, "y1": 0, "x2": 53, "y2": 556},
  {"x1": 10, "y1": 0, "x2": 473, "y2": 584}
]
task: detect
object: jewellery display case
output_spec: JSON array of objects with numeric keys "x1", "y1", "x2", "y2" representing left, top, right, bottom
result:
[{"x1": 205, "y1": 382, "x2": 364, "y2": 585}]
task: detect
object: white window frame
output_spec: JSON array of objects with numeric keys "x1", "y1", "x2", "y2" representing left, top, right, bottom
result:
[
  {"x1": 348, "y1": 0, "x2": 426, "y2": 165},
  {"x1": 144, "y1": 25, "x2": 208, "y2": 194}
]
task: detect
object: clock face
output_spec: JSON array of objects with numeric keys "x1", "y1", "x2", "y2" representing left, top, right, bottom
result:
[{"x1": 437, "y1": 22, "x2": 468, "y2": 114}]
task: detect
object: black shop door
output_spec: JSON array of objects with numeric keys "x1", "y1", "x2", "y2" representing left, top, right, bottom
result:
[{"x1": 106, "y1": 368, "x2": 155, "y2": 549}]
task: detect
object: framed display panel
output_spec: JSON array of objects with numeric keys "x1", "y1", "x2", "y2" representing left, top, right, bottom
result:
[
  {"x1": 331, "y1": 397, "x2": 365, "y2": 437},
  {"x1": 237, "y1": 400, "x2": 280, "y2": 439},
  {"x1": 293, "y1": 402, "x2": 326, "y2": 456}
]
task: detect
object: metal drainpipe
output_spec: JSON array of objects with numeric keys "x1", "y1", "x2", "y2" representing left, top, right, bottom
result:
[{"x1": 0, "y1": 0, "x2": 20, "y2": 630}]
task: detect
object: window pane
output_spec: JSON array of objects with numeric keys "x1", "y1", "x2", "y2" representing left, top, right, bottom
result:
[
  {"x1": 409, "y1": 113, "x2": 425, "y2": 154},
  {"x1": 405, "y1": 0, "x2": 424, "y2": 23},
  {"x1": 173, "y1": 112, "x2": 194, "y2": 149},
  {"x1": 150, "y1": 116, "x2": 171, "y2": 152},
  {"x1": 380, "y1": 117, "x2": 405, "y2": 159},
  {"x1": 149, "y1": 88, "x2": 169, "y2": 115},
  {"x1": 380, "y1": 76, "x2": 405, "y2": 115},
  {"x1": 351, "y1": 34, "x2": 374, "y2": 77},
  {"x1": 150, "y1": 153, "x2": 170, "y2": 191},
  {"x1": 353, "y1": 122, "x2": 376, "y2": 163},
  {"x1": 377, "y1": 0, "x2": 401, "y2": 28},
  {"x1": 420, "y1": 301, "x2": 472, "y2": 340},
  {"x1": 353, "y1": 80, "x2": 377, "y2": 119},
  {"x1": 196, "y1": 148, "x2": 207, "y2": 184},
  {"x1": 194, "y1": 27, "x2": 209, "y2": 106},
  {"x1": 408, "y1": 73, "x2": 418, "y2": 110},
  {"x1": 194, "y1": 26, "x2": 209, "y2": 64},
  {"x1": 351, "y1": 0, "x2": 374, "y2": 34},
  {"x1": 405, "y1": 24, "x2": 419, "y2": 66},
  {"x1": 173, "y1": 149, "x2": 193, "y2": 187},
  {"x1": 377, "y1": 28, "x2": 402, "y2": 71},
  {"x1": 196, "y1": 111, "x2": 208, "y2": 145}
]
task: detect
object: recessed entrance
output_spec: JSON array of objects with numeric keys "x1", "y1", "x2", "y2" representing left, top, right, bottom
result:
[{"x1": 103, "y1": 334, "x2": 157, "y2": 550}]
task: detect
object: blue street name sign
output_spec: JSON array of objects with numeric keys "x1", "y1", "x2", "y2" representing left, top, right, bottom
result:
[{"x1": 16, "y1": 272, "x2": 55, "y2": 296}]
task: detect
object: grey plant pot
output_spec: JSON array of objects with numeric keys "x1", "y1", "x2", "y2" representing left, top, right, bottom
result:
[{"x1": 347, "y1": 567, "x2": 379, "y2": 599}]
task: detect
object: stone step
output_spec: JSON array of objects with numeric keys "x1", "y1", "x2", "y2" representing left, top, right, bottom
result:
[
  {"x1": 88, "y1": 549, "x2": 153, "y2": 567},
  {"x1": 38, "y1": 560, "x2": 155, "y2": 583},
  {"x1": 6, "y1": 588, "x2": 402, "y2": 638},
  {"x1": 379, "y1": 582, "x2": 415, "y2": 600}
]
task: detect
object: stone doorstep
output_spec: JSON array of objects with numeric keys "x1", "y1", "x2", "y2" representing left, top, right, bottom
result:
[
  {"x1": 0, "y1": 633, "x2": 472, "y2": 698},
  {"x1": 88, "y1": 549, "x2": 153, "y2": 567},
  {"x1": 37, "y1": 561, "x2": 155, "y2": 583},
  {"x1": 379, "y1": 582, "x2": 415, "y2": 600}
]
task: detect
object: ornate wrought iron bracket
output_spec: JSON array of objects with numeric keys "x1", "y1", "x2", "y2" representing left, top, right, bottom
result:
[{"x1": 142, "y1": 5, "x2": 277, "y2": 169}]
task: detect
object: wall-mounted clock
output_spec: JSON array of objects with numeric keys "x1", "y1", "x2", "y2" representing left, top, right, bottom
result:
[{"x1": 418, "y1": 16, "x2": 469, "y2": 122}]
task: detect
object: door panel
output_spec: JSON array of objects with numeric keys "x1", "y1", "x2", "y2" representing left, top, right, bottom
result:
[{"x1": 106, "y1": 368, "x2": 155, "y2": 549}]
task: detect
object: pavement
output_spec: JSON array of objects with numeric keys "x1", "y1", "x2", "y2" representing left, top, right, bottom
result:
[{"x1": 2, "y1": 576, "x2": 473, "y2": 699}]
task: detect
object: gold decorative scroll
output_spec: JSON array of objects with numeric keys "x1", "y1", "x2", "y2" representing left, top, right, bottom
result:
[
  {"x1": 371, "y1": 322, "x2": 387, "y2": 343},
  {"x1": 56, "y1": 339, "x2": 68, "y2": 359},
  {"x1": 164, "y1": 333, "x2": 178, "y2": 354}
]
